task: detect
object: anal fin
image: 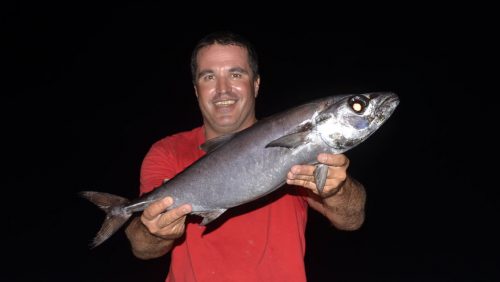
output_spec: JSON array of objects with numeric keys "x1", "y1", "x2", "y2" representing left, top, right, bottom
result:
[{"x1": 193, "y1": 209, "x2": 227, "y2": 226}]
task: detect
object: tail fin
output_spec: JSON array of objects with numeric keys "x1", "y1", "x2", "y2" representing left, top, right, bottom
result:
[{"x1": 79, "y1": 191, "x2": 131, "y2": 249}]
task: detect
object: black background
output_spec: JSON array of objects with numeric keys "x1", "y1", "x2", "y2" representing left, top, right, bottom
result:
[{"x1": 3, "y1": 2, "x2": 497, "y2": 281}]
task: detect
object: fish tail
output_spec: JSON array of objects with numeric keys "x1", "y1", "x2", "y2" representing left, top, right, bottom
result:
[{"x1": 79, "y1": 191, "x2": 131, "y2": 248}]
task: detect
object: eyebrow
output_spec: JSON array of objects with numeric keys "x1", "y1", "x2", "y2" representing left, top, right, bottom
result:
[
  {"x1": 197, "y1": 67, "x2": 249, "y2": 80},
  {"x1": 228, "y1": 67, "x2": 248, "y2": 74},
  {"x1": 197, "y1": 69, "x2": 214, "y2": 79}
]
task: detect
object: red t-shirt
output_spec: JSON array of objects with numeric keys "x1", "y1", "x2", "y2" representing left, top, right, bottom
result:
[{"x1": 140, "y1": 126, "x2": 309, "y2": 282}]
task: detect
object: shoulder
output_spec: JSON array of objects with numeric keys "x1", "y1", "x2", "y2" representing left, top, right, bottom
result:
[
  {"x1": 152, "y1": 126, "x2": 204, "y2": 152},
  {"x1": 145, "y1": 126, "x2": 205, "y2": 162},
  {"x1": 139, "y1": 126, "x2": 204, "y2": 190}
]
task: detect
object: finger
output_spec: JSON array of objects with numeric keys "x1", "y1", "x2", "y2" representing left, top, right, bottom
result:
[
  {"x1": 287, "y1": 170, "x2": 315, "y2": 182},
  {"x1": 326, "y1": 162, "x2": 348, "y2": 183},
  {"x1": 322, "y1": 178, "x2": 345, "y2": 193},
  {"x1": 288, "y1": 173, "x2": 345, "y2": 192},
  {"x1": 318, "y1": 153, "x2": 349, "y2": 167},
  {"x1": 289, "y1": 164, "x2": 315, "y2": 177},
  {"x1": 287, "y1": 178, "x2": 317, "y2": 191},
  {"x1": 156, "y1": 216, "x2": 188, "y2": 239},
  {"x1": 142, "y1": 197, "x2": 173, "y2": 220},
  {"x1": 157, "y1": 204, "x2": 192, "y2": 228}
]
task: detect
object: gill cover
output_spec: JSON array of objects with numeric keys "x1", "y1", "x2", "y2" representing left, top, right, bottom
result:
[{"x1": 317, "y1": 94, "x2": 373, "y2": 150}]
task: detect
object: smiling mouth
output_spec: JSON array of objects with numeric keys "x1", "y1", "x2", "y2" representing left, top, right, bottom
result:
[{"x1": 214, "y1": 100, "x2": 236, "y2": 106}]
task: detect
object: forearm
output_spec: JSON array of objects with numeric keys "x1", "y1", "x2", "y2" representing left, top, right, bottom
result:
[
  {"x1": 125, "y1": 217, "x2": 175, "y2": 260},
  {"x1": 307, "y1": 175, "x2": 366, "y2": 230}
]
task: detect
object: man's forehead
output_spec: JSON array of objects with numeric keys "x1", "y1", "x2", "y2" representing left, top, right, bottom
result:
[{"x1": 197, "y1": 44, "x2": 250, "y2": 70}]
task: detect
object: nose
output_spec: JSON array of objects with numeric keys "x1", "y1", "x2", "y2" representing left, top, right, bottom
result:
[{"x1": 215, "y1": 76, "x2": 230, "y2": 94}]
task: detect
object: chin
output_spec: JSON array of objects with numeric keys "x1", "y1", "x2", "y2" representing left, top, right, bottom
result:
[{"x1": 215, "y1": 118, "x2": 237, "y2": 128}]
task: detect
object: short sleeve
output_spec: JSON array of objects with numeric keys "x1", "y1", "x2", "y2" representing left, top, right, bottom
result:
[{"x1": 139, "y1": 140, "x2": 178, "y2": 195}]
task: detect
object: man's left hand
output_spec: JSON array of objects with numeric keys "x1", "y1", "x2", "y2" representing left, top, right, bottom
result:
[{"x1": 286, "y1": 153, "x2": 349, "y2": 198}]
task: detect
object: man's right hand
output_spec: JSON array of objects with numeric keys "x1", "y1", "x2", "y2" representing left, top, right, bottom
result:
[{"x1": 141, "y1": 197, "x2": 192, "y2": 240}]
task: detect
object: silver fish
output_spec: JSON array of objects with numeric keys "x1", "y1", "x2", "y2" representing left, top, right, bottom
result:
[{"x1": 80, "y1": 91, "x2": 399, "y2": 248}]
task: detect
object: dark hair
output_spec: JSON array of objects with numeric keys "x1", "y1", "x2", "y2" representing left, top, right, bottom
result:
[{"x1": 190, "y1": 31, "x2": 259, "y2": 83}]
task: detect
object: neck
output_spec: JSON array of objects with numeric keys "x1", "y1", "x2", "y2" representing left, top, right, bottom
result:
[{"x1": 203, "y1": 119, "x2": 257, "y2": 140}]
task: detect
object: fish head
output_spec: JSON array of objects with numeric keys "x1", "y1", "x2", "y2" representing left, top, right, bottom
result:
[{"x1": 315, "y1": 92, "x2": 399, "y2": 153}]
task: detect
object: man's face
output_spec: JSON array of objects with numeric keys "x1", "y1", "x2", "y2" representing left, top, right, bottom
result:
[{"x1": 194, "y1": 44, "x2": 260, "y2": 139}]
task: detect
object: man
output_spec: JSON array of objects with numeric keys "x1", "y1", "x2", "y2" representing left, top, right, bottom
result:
[{"x1": 125, "y1": 31, "x2": 366, "y2": 282}]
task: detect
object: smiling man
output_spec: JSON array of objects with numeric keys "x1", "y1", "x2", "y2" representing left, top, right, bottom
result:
[
  {"x1": 194, "y1": 43, "x2": 259, "y2": 139},
  {"x1": 125, "y1": 31, "x2": 366, "y2": 282}
]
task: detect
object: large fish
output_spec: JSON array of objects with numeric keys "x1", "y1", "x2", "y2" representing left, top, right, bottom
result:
[{"x1": 80, "y1": 91, "x2": 399, "y2": 248}]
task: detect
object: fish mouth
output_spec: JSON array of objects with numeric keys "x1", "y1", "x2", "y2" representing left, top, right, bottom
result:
[
  {"x1": 379, "y1": 93, "x2": 400, "y2": 112},
  {"x1": 372, "y1": 93, "x2": 399, "y2": 124},
  {"x1": 366, "y1": 92, "x2": 399, "y2": 113}
]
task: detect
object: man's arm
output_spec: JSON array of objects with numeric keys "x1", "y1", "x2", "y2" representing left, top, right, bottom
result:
[
  {"x1": 125, "y1": 197, "x2": 192, "y2": 259},
  {"x1": 287, "y1": 153, "x2": 366, "y2": 230}
]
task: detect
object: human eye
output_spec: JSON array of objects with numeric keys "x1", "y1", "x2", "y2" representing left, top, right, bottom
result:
[
  {"x1": 231, "y1": 73, "x2": 242, "y2": 79},
  {"x1": 203, "y1": 74, "x2": 215, "y2": 81}
]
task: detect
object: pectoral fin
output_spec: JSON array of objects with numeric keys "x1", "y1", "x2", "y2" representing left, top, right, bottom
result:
[
  {"x1": 313, "y1": 164, "x2": 329, "y2": 196},
  {"x1": 194, "y1": 209, "x2": 227, "y2": 225},
  {"x1": 265, "y1": 131, "x2": 311, "y2": 149},
  {"x1": 200, "y1": 133, "x2": 236, "y2": 153}
]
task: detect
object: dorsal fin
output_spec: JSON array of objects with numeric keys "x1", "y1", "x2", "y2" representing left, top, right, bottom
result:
[{"x1": 199, "y1": 133, "x2": 236, "y2": 153}]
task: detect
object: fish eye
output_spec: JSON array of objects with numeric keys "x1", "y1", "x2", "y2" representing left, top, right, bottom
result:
[{"x1": 348, "y1": 96, "x2": 369, "y2": 113}]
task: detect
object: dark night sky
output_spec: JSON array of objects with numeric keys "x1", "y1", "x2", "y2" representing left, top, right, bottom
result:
[{"x1": 3, "y1": 2, "x2": 497, "y2": 281}]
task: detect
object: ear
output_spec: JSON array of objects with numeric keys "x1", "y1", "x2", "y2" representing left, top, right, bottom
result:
[
  {"x1": 254, "y1": 76, "x2": 261, "y2": 98},
  {"x1": 194, "y1": 85, "x2": 199, "y2": 98}
]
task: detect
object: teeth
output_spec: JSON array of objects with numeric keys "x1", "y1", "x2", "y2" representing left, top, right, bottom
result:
[{"x1": 215, "y1": 100, "x2": 236, "y2": 106}]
